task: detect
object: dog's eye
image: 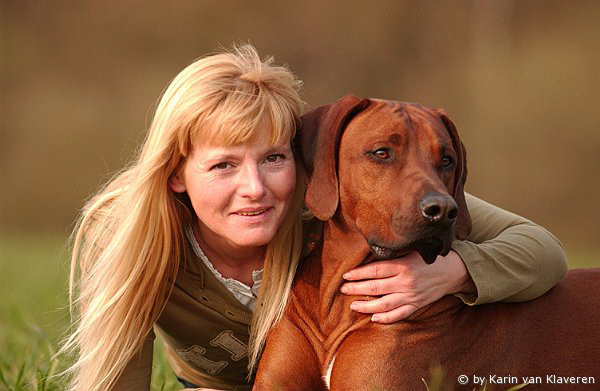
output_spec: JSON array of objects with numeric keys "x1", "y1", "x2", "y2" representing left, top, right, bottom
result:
[
  {"x1": 442, "y1": 155, "x2": 455, "y2": 168},
  {"x1": 373, "y1": 148, "x2": 390, "y2": 160}
]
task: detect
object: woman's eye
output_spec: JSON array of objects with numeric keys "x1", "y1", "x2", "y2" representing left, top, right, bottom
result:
[
  {"x1": 265, "y1": 154, "x2": 285, "y2": 163},
  {"x1": 373, "y1": 148, "x2": 390, "y2": 160},
  {"x1": 211, "y1": 162, "x2": 232, "y2": 170},
  {"x1": 442, "y1": 156, "x2": 454, "y2": 168}
]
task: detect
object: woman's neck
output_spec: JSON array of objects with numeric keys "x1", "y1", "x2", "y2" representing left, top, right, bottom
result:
[{"x1": 193, "y1": 224, "x2": 265, "y2": 286}]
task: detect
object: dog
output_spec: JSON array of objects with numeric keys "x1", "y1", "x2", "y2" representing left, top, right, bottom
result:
[{"x1": 253, "y1": 96, "x2": 600, "y2": 390}]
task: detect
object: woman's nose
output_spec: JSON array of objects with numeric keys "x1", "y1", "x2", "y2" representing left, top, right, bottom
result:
[{"x1": 237, "y1": 163, "x2": 267, "y2": 199}]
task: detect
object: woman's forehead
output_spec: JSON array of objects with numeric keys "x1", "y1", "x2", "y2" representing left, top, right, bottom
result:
[
  {"x1": 192, "y1": 138, "x2": 292, "y2": 159},
  {"x1": 193, "y1": 115, "x2": 292, "y2": 147}
]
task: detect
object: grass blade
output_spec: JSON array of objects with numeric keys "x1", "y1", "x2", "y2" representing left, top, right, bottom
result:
[{"x1": 15, "y1": 363, "x2": 25, "y2": 390}]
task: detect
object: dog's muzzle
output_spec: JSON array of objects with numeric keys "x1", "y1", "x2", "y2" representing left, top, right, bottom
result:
[{"x1": 369, "y1": 236, "x2": 448, "y2": 264}]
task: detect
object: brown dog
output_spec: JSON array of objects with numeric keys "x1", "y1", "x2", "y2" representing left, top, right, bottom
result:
[{"x1": 253, "y1": 96, "x2": 600, "y2": 390}]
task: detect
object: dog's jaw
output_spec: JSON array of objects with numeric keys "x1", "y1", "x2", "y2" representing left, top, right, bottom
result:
[
  {"x1": 367, "y1": 230, "x2": 454, "y2": 264},
  {"x1": 370, "y1": 244, "x2": 397, "y2": 259}
]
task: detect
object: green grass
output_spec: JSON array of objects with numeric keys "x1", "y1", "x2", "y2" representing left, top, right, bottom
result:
[
  {"x1": 0, "y1": 233, "x2": 180, "y2": 390},
  {"x1": 565, "y1": 249, "x2": 600, "y2": 269},
  {"x1": 0, "y1": 232, "x2": 597, "y2": 390}
]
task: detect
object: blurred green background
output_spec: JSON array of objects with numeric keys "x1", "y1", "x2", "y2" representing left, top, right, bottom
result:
[{"x1": 1, "y1": 0, "x2": 599, "y2": 389}]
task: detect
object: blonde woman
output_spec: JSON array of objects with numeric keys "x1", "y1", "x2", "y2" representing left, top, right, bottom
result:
[{"x1": 63, "y1": 44, "x2": 567, "y2": 391}]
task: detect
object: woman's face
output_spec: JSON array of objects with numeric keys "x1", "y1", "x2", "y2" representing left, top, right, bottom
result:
[{"x1": 170, "y1": 132, "x2": 296, "y2": 256}]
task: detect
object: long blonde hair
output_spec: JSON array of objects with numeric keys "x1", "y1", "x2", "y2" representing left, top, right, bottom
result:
[{"x1": 62, "y1": 44, "x2": 304, "y2": 390}]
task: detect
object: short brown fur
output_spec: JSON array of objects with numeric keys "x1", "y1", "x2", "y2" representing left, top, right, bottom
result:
[{"x1": 254, "y1": 96, "x2": 600, "y2": 390}]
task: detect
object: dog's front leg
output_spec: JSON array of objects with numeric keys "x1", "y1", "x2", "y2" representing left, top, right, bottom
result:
[{"x1": 254, "y1": 317, "x2": 326, "y2": 391}]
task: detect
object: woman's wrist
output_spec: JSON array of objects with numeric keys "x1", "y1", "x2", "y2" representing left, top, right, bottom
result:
[{"x1": 444, "y1": 250, "x2": 476, "y2": 295}]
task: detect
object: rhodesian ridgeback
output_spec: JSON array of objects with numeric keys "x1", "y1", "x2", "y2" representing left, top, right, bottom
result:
[{"x1": 253, "y1": 96, "x2": 600, "y2": 390}]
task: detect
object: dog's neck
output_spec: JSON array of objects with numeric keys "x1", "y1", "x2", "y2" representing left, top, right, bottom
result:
[
  {"x1": 318, "y1": 215, "x2": 375, "y2": 333},
  {"x1": 317, "y1": 214, "x2": 464, "y2": 335}
]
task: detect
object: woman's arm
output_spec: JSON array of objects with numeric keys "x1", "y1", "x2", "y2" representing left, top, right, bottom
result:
[
  {"x1": 452, "y1": 193, "x2": 568, "y2": 304},
  {"x1": 339, "y1": 193, "x2": 568, "y2": 323}
]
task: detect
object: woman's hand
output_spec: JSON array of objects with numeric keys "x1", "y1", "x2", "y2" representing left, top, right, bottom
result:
[{"x1": 340, "y1": 250, "x2": 476, "y2": 323}]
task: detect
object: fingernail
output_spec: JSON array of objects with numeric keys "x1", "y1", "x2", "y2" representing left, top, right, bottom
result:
[
  {"x1": 371, "y1": 315, "x2": 380, "y2": 322},
  {"x1": 343, "y1": 272, "x2": 351, "y2": 279},
  {"x1": 340, "y1": 286, "x2": 348, "y2": 294},
  {"x1": 350, "y1": 302, "x2": 358, "y2": 310}
]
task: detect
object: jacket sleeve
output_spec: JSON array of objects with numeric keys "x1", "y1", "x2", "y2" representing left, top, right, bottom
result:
[
  {"x1": 111, "y1": 330, "x2": 155, "y2": 390},
  {"x1": 451, "y1": 193, "x2": 568, "y2": 305}
]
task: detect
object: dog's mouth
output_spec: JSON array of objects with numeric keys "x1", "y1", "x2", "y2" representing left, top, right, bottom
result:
[
  {"x1": 370, "y1": 244, "x2": 398, "y2": 259},
  {"x1": 369, "y1": 237, "x2": 446, "y2": 264}
]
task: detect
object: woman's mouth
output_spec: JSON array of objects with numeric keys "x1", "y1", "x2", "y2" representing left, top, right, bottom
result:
[
  {"x1": 233, "y1": 207, "x2": 273, "y2": 222},
  {"x1": 237, "y1": 209, "x2": 268, "y2": 216}
]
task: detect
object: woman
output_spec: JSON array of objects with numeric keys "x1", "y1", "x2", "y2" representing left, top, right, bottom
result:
[{"x1": 62, "y1": 44, "x2": 567, "y2": 391}]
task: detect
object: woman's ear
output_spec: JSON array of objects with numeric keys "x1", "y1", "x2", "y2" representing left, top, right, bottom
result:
[{"x1": 169, "y1": 174, "x2": 186, "y2": 193}]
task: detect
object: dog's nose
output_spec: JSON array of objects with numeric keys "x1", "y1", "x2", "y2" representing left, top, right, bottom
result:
[{"x1": 419, "y1": 193, "x2": 458, "y2": 225}]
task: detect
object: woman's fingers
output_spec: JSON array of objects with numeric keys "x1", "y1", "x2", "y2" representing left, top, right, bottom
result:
[
  {"x1": 348, "y1": 293, "x2": 416, "y2": 314},
  {"x1": 340, "y1": 276, "x2": 408, "y2": 296},
  {"x1": 348, "y1": 295, "x2": 427, "y2": 323},
  {"x1": 341, "y1": 257, "x2": 423, "y2": 296},
  {"x1": 341, "y1": 250, "x2": 473, "y2": 324},
  {"x1": 342, "y1": 259, "x2": 400, "y2": 281},
  {"x1": 373, "y1": 304, "x2": 419, "y2": 323}
]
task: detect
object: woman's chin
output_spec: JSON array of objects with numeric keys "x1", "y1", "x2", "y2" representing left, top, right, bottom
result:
[
  {"x1": 231, "y1": 236, "x2": 273, "y2": 250},
  {"x1": 224, "y1": 229, "x2": 277, "y2": 251}
]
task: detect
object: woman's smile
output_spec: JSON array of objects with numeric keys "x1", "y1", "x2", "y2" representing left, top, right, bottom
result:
[
  {"x1": 233, "y1": 206, "x2": 273, "y2": 218},
  {"x1": 169, "y1": 135, "x2": 296, "y2": 254}
]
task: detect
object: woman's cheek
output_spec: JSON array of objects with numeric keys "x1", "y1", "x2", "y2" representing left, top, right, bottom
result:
[
  {"x1": 281, "y1": 164, "x2": 297, "y2": 200},
  {"x1": 189, "y1": 179, "x2": 232, "y2": 215}
]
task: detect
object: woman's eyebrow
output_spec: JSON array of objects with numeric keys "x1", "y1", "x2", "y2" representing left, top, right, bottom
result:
[
  {"x1": 197, "y1": 144, "x2": 292, "y2": 164},
  {"x1": 193, "y1": 154, "x2": 239, "y2": 170},
  {"x1": 199, "y1": 149, "x2": 243, "y2": 162},
  {"x1": 267, "y1": 144, "x2": 292, "y2": 153},
  {"x1": 202, "y1": 153, "x2": 237, "y2": 161}
]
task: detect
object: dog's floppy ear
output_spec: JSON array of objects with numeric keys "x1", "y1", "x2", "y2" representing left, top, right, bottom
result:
[
  {"x1": 434, "y1": 109, "x2": 472, "y2": 239},
  {"x1": 296, "y1": 95, "x2": 370, "y2": 221}
]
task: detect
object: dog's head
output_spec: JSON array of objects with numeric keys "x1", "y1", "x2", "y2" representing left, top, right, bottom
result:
[{"x1": 297, "y1": 95, "x2": 471, "y2": 264}]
